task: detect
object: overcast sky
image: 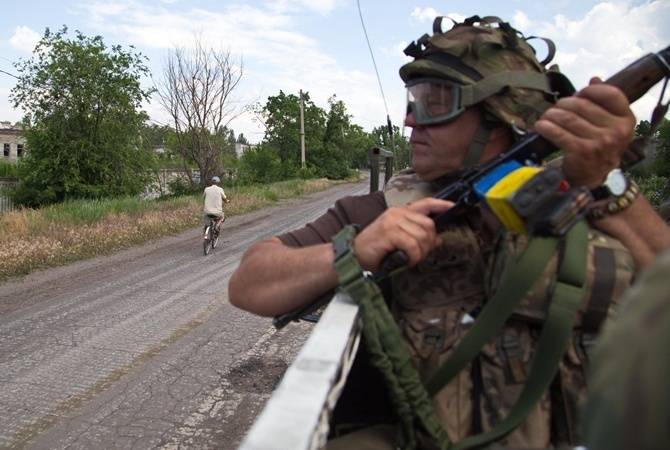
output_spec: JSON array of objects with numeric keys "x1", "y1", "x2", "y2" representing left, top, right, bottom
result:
[{"x1": 0, "y1": 0, "x2": 668, "y2": 143}]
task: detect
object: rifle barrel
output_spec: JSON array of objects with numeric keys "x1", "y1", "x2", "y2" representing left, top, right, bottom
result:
[{"x1": 606, "y1": 45, "x2": 670, "y2": 103}]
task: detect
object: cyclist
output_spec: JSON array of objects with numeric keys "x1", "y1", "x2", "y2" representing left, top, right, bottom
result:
[{"x1": 203, "y1": 176, "x2": 228, "y2": 238}]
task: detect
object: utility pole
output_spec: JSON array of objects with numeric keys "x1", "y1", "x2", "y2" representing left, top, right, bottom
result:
[{"x1": 299, "y1": 89, "x2": 305, "y2": 169}]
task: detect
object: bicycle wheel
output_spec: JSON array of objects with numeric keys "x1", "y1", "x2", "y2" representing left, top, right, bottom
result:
[
  {"x1": 212, "y1": 227, "x2": 220, "y2": 249},
  {"x1": 203, "y1": 226, "x2": 212, "y2": 255}
]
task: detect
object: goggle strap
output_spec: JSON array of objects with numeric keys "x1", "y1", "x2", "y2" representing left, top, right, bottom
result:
[
  {"x1": 460, "y1": 71, "x2": 553, "y2": 107},
  {"x1": 462, "y1": 118, "x2": 495, "y2": 168}
]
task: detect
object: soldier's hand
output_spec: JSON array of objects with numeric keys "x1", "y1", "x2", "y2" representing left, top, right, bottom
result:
[
  {"x1": 352, "y1": 198, "x2": 453, "y2": 272},
  {"x1": 534, "y1": 77, "x2": 636, "y2": 188}
]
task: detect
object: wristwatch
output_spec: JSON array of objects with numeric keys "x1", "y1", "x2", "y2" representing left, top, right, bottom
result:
[
  {"x1": 587, "y1": 168, "x2": 640, "y2": 220},
  {"x1": 590, "y1": 168, "x2": 628, "y2": 200}
]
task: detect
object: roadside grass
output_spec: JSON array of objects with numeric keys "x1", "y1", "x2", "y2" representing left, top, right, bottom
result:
[{"x1": 0, "y1": 177, "x2": 351, "y2": 281}]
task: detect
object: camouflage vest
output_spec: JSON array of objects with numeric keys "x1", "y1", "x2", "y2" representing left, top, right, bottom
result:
[{"x1": 384, "y1": 168, "x2": 635, "y2": 447}]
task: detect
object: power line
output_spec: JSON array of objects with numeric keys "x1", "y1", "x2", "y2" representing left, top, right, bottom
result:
[
  {"x1": 356, "y1": 0, "x2": 395, "y2": 147},
  {"x1": 0, "y1": 68, "x2": 19, "y2": 79},
  {"x1": 356, "y1": 0, "x2": 389, "y2": 118}
]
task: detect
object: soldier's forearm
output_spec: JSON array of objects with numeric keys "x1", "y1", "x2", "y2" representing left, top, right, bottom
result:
[
  {"x1": 592, "y1": 195, "x2": 670, "y2": 270},
  {"x1": 229, "y1": 238, "x2": 338, "y2": 316}
]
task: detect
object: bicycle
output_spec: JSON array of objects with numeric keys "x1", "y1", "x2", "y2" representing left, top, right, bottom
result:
[{"x1": 203, "y1": 215, "x2": 223, "y2": 255}]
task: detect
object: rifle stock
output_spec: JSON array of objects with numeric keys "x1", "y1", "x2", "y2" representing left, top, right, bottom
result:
[{"x1": 274, "y1": 45, "x2": 670, "y2": 330}]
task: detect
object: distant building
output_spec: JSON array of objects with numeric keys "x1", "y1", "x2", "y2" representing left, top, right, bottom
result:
[
  {"x1": 0, "y1": 122, "x2": 26, "y2": 163},
  {"x1": 234, "y1": 143, "x2": 252, "y2": 158}
]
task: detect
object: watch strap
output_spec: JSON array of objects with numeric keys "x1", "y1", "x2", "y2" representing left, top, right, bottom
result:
[{"x1": 588, "y1": 179, "x2": 640, "y2": 220}]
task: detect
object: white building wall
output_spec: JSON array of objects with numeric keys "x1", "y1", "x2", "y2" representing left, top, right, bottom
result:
[
  {"x1": 0, "y1": 122, "x2": 26, "y2": 163},
  {"x1": 234, "y1": 143, "x2": 252, "y2": 158}
]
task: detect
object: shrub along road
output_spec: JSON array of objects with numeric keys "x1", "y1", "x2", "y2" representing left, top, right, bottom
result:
[{"x1": 0, "y1": 178, "x2": 369, "y2": 449}]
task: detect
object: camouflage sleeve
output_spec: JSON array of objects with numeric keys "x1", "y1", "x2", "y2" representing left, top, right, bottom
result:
[{"x1": 277, "y1": 191, "x2": 387, "y2": 248}]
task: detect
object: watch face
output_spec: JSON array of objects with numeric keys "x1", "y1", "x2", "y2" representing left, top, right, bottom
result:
[{"x1": 606, "y1": 169, "x2": 627, "y2": 196}]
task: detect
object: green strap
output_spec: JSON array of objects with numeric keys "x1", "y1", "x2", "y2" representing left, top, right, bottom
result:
[
  {"x1": 334, "y1": 220, "x2": 588, "y2": 449},
  {"x1": 452, "y1": 220, "x2": 589, "y2": 450},
  {"x1": 461, "y1": 119, "x2": 494, "y2": 168},
  {"x1": 425, "y1": 234, "x2": 560, "y2": 395},
  {"x1": 460, "y1": 70, "x2": 553, "y2": 107},
  {"x1": 333, "y1": 225, "x2": 451, "y2": 450}
]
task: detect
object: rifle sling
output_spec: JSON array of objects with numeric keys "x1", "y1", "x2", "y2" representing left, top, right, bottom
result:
[
  {"x1": 333, "y1": 221, "x2": 588, "y2": 449},
  {"x1": 333, "y1": 225, "x2": 451, "y2": 449},
  {"x1": 432, "y1": 221, "x2": 589, "y2": 450}
]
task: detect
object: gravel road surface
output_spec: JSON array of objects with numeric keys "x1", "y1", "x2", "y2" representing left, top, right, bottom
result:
[{"x1": 0, "y1": 179, "x2": 369, "y2": 450}]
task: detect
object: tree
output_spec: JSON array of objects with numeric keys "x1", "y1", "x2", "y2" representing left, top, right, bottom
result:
[
  {"x1": 157, "y1": 38, "x2": 243, "y2": 187},
  {"x1": 10, "y1": 26, "x2": 155, "y2": 206},
  {"x1": 255, "y1": 90, "x2": 326, "y2": 166},
  {"x1": 237, "y1": 133, "x2": 249, "y2": 145},
  {"x1": 654, "y1": 118, "x2": 670, "y2": 179},
  {"x1": 631, "y1": 118, "x2": 670, "y2": 206},
  {"x1": 371, "y1": 124, "x2": 410, "y2": 171}
]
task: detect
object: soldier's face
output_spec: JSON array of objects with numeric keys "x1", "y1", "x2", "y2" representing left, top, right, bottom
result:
[{"x1": 405, "y1": 106, "x2": 484, "y2": 181}]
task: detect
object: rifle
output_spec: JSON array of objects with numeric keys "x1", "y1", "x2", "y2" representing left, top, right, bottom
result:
[{"x1": 274, "y1": 45, "x2": 670, "y2": 330}]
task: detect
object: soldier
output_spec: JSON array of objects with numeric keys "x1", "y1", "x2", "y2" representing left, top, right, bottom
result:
[
  {"x1": 582, "y1": 249, "x2": 670, "y2": 450},
  {"x1": 230, "y1": 15, "x2": 670, "y2": 449}
]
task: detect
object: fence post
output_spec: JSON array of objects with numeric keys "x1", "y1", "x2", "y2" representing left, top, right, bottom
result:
[
  {"x1": 369, "y1": 147, "x2": 394, "y2": 193},
  {"x1": 369, "y1": 149, "x2": 380, "y2": 193},
  {"x1": 0, "y1": 177, "x2": 17, "y2": 214}
]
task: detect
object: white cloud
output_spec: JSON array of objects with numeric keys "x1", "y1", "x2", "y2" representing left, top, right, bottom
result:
[
  {"x1": 512, "y1": 10, "x2": 532, "y2": 30},
  {"x1": 70, "y1": 1, "x2": 383, "y2": 142},
  {"x1": 410, "y1": 7, "x2": 439, "y2": 23},
  {"x1": 516, "y1": 1, "x2": 670, "y2": 122},
  {"x1": 410, "y1": 9, "x2": 466, "y2": 30},
  {"x1": 381, "y1": 40, "x2": 410, "y2": 58},
  {"x1": 9, "y1": 26, "x2": 41, "y2": 53},
  {"x1": 264, "y1": 0, "x2": 341, "y2": 16},
  {"x1": 0, "y1": 87, "x2": 21, "y2": 123}
]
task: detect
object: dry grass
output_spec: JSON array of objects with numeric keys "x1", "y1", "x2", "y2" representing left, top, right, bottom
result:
[{"x1": 0, "y1": 177, "x2": 344, "y2": 280}]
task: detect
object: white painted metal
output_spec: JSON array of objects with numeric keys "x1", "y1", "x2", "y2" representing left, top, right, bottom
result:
[{"x1": 239, "y1": 293, "x2": 361, "y2": 450}]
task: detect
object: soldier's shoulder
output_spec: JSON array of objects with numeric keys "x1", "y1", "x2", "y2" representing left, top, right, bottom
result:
[{"x1": 384, "y1": 169, "x2": 434, "y2": 207}]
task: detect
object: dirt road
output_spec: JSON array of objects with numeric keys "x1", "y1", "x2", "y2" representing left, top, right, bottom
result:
[{"x1": 0, "y1": 179, "x2": 369, "y2": 449}]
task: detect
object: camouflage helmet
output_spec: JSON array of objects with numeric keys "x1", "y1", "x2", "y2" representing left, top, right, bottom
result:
[{"x1": 400, "y1": 15, "x2": 573, "y2": 132}]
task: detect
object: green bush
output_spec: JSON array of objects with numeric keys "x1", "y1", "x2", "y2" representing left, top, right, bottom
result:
[
  {"x1": 296, "y1": 165, "x2": 317, "y2": 179},
  {"x1": 238, "y1": 145, "x2": 284, "y2": 184},
  {"x1": 309, "y1": 143, "x2": 352, "y2": 179},
  {"x1": 168, "y1": 177, "x2": 200, "y2": 197},
  {"x1": 634, "y1": 174, "x2": 670, "y2": 207},
  {"x1": 0, "y1": 160, "x2": 18, "y2": 178}
]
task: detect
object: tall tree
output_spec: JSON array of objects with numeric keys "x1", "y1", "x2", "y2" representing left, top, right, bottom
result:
[
  {"x1": 10, "y1": 26, "x2": 155, "y2": 206},
  {"x1": 157, "y1": 38, "x2": 243, "y2": 186},
  {"x1": 255, "y1": 90, "x2": 326, "y2": 166}
]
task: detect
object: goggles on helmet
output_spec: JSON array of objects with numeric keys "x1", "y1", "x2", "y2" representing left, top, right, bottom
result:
[{"x1": 406, "y1": 78, "x2": 465, "y2": 126}]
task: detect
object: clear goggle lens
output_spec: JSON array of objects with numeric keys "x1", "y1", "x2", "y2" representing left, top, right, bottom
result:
[{"x1": 406, "y1": 78, "x2": 464, "y2": 125}]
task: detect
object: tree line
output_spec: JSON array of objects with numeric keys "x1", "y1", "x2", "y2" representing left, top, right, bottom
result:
[
  {"x1": 8, "y1": 28, "x2": 409, "y2": 207},
  {"x1": 7, "y1": 27, "x2": 667, "y2": 209}
]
